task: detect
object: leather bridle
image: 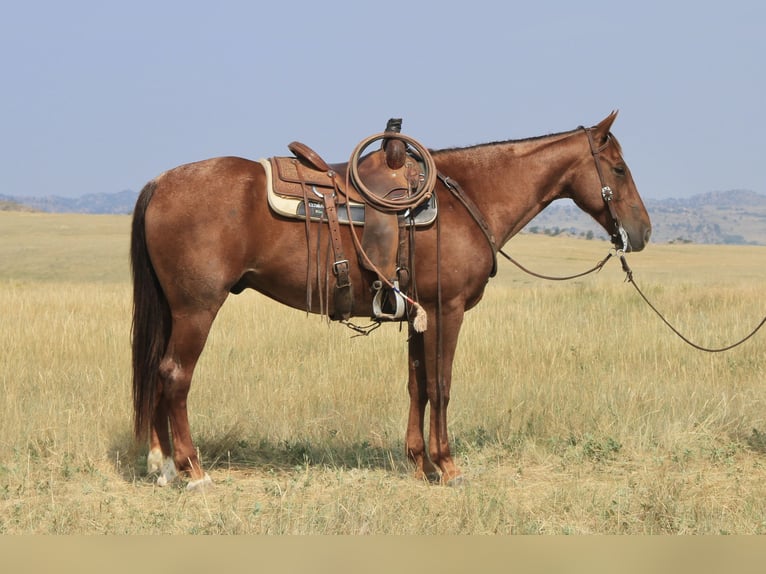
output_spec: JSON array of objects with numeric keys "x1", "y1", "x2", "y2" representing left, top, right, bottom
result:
[{"x1": 582, "y1": 127, "x2": 630, "y2": 252}]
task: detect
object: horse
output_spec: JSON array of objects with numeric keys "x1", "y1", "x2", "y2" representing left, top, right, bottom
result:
[{"x1": 130, "y1": 111, "x2": 651, "y2": 489}]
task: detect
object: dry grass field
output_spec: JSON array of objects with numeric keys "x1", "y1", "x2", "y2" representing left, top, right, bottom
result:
[{"x1": 0, "y1": 210, "x2": 764, "y2": 534}]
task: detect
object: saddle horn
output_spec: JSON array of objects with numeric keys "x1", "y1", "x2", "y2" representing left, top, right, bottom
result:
[{"x1": 383, "y1": 117, "x2": 406, "y2": 170}]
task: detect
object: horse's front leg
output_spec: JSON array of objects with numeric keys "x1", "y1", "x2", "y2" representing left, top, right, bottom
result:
[
  {"x1": 423, "y1": 303, "x2": 465, "y2": 486},
  {"x1": 406, "y1": 330, "x2": 440, "y2": 483}
]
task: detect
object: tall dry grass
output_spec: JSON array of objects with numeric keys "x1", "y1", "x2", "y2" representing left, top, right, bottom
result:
[{"x1": 0, "y1": 212, "x2": 764, "y2": 533}]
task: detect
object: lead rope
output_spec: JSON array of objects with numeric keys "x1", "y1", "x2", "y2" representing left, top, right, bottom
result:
[
  {"x1": 507, "y1": 248, "x2": 765, "y2": 352},
  {"x1": 618, "y1": 254, "x2": 766, "y2": 353}
]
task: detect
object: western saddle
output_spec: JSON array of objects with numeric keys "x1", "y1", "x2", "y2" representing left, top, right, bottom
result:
[{"x1": 265, "y1": 119, "x2": 436, "y2": 328}]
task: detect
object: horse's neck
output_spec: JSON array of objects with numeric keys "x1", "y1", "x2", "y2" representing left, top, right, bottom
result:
[{"x1": 435, "y1": 133, "x2": 578, "y2": 246}]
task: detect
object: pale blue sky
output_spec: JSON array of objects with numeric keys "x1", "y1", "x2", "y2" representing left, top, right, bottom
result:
[{"x1": 1, "y1": 0, "x2": 764, "y2": 199}]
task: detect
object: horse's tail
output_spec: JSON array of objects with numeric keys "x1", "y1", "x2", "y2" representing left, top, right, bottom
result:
[{"x1": 130, "y1": 180, "x2": 168, "y2": 443}]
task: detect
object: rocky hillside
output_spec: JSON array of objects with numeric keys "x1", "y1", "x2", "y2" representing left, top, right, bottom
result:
[
  {"x1": 0, "y1": 190, "x2": 138, "y2": 215},
  {"x1": 524, "y1": 189, "x2": 766, "y2": 245},
  {"x1": 1, "y1": 200, "x2": 38, "y2": 212}
]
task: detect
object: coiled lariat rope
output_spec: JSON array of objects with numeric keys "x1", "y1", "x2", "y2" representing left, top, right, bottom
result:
[
  {"x1": 348, "y1": 132, "x2": 437, "y2": 212},
  {"x1": 344, "y1": 132, "x2": 437, "y2": 332}
]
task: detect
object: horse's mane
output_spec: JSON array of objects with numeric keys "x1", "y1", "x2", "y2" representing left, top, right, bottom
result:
[{"x1": 431, "y1": 128, "x2": 579, "y2": 156}]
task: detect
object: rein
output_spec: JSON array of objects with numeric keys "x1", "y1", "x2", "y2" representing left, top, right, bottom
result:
[
  {"x1": 583, "y1": 126, "x2": 765, "y2": 351},
  {"x1": 618, "y1": 254, "x2": 766, "y2": 353},
  {"x1": 499, "y1": 249, "x2": 613, "y2": 280},
  {"x1": 503, "y1": 248, "x2": 765, "y2": 352},
  {"x1": 505, "y1": 248, "x2": 765, "y2": 353}
]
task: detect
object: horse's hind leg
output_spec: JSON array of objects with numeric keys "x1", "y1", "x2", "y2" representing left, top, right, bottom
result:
[
  {"x1": 156, "y1": 307, "x2": 220, "y2": 489},
  {"x1": 147, "y1": 399, "x2": 177, "y2": 486}
]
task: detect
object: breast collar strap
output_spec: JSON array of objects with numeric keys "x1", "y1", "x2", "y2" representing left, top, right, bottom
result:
[{"x1": 438, "y1": 172, "x2": 499, "y2": 277}]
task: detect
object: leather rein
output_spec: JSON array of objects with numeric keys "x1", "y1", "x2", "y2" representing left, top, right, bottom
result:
[{"x1": 440, "y1": 127, "x2": 765, "y2": 353}]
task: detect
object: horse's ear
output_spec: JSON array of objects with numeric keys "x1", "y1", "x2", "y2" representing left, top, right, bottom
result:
[{"x1": 593, "y1": 110, "x2": 619, "y2": 141}]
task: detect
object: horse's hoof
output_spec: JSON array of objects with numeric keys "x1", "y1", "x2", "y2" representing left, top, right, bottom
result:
[
  {"x1": 146, "y1": 449, "x2": 164, "y2": 474},
  {"x1": 186, "y1": 473, "x2": 213, "y2": 492},
  {"x1": 426, "y1": 472, "x2": 441, "y2": 484},
  {"x1": 155, "y1": 458, "x2": 178, "y2": 487}
]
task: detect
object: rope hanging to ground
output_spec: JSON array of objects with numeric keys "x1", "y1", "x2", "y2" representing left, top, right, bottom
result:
[
  {"x1": 617, "y1": 254, "x2": 766, "y2": 353},
  {"x1": 505, "y1": 248, "x2": 765, "y2": 353}
]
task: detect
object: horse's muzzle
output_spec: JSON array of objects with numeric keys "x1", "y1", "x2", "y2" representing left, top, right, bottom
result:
[{"x1": 623, "y1": 225, "x2": 652, "y2": 252}]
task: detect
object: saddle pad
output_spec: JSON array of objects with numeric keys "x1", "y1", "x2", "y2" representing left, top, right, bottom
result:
[{"x1": 260, "y1": 158, "x2": 437, "y2": 227}]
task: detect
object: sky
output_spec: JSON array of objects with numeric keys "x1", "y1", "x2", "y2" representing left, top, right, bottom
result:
[{"x1": 1, "y1": 0, "x2": 764, "y2": 200}]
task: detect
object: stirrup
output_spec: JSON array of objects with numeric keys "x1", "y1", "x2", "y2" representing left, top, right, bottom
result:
[{"x1": 372, "y1": 280, "x2": 406, "y2": 320}]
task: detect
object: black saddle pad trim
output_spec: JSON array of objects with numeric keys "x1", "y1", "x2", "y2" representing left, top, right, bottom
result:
[{"x1": 295, "y1": 194, "x2": 437, "y2": 227}]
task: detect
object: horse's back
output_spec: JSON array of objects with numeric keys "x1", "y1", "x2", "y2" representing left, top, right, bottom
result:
[
  {"x1": 149, "y1": 156, "x2": 265, "y2": 208},
  {"x1": 143, "y1": 156, "x2": 269, "y2": 305}
]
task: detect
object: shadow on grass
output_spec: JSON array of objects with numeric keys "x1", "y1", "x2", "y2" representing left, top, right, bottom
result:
[
  {"x1": 745, "y1": 428, "x2": 766, "y2": 455},
  {"x1": 109, "y1": 425, "x2": 411, "y2": 483}
]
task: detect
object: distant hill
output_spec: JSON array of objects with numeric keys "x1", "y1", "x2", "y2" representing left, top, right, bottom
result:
[
  {"x1": 0, "y1": 190, "x2": 138, "y2": 215},
  {"x1": 524, "y1": 189, "x2": 766, "y2": 246},
  {"x1": 2, "y1": 189, "x2": 765, "y2": 245},
  {"x1": 1, "y1": 200, "x2": 38, "y2": 212}
]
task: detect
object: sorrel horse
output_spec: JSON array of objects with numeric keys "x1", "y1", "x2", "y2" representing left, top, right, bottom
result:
[{"x1": 131, "y1": 111, "x2": 651, "y2": 489}]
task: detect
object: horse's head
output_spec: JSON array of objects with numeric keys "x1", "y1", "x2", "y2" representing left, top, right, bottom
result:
[{"x1": 568, "y1": 111, "x2": 652, "y2": 252}]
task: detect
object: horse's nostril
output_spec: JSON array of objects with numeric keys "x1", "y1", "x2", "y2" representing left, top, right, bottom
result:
[{"x1": 644, "y1": 228, "x2": 652, "y2": 245}]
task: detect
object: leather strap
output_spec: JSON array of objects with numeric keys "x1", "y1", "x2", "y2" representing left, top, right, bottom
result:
[
  {"x1": 324, "y1": 175, "x2": 353, "y2": 319},
  {"x1": 321, "y1": 178, "x2": 350, "y2": 288},
  {"x1": 437, "y1": 173, "x2": 499, "y2": 277},
  {"x1": 294, "y1": 162, "x2": 352, "y2": 319},
  {"x1": 583, "y1": 127, "x2": 628, "y2": 250}
]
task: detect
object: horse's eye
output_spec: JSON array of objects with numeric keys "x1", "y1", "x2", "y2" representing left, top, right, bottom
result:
[{"x1": 612, "y1": 165, "x2": 626, "y2": 177}]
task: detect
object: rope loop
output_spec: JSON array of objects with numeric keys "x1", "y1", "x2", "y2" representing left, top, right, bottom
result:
[{"x1": 348, "y1": 132, "x2": 436, "y2": 212}]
